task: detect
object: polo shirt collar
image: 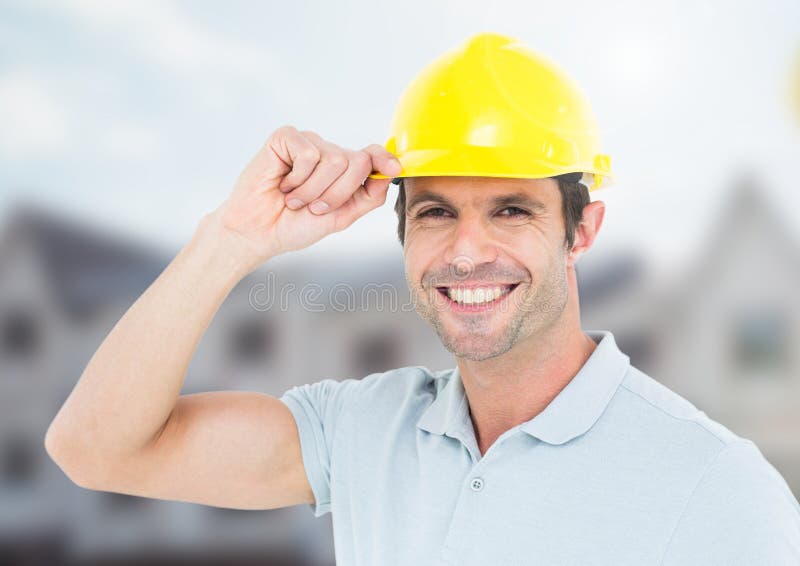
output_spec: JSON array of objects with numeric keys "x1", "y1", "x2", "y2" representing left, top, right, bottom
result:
[{"x1": 416, "y1": 330, "x2": 631, "y2": 445}]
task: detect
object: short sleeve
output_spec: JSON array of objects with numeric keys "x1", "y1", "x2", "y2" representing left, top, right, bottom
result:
[
  {"x1": 660, "y1": 440, "x2": 800, "y2": 565},
  {"x1": 279, "y1": 378, "x2": 358, "y2": 518}
]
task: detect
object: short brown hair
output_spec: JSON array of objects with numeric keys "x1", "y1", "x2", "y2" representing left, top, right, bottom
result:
[{"x1": 392, "y1": 174, "x2": 590, "y2": 251}]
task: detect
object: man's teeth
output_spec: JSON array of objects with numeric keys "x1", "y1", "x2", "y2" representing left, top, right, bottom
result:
[{"x1": 445, "y1": 286, "x2": 512, "y2": 304}]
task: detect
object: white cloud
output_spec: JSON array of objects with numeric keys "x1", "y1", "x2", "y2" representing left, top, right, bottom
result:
[
  {"x1": 0, "y1": 72, "x2": 68, "y2": 158},
  {"x1": 13, "y1": 0, "x2": 309, "y2": 116},
  {"x1": 51, "y1": 0, "x2": 282, "y2": 81}
]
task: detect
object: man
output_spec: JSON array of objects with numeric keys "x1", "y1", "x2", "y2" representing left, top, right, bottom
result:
[{"x1": 45, "y1": 33, "x2": 799, "y2": 565}]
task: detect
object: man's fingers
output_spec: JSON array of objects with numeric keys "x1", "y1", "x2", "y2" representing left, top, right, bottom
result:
[
  {"x1": 281, "y1": 141, "x2": 350, "y2": 209},
  {"x1": 271, "y1": 126, "x2": 322, "y2": 192},
  {"x1": 265, "y1": 132, "x2": 400, "y2": 217},
  {"x1": 305, "y1": 150, "x2": 374, "y2": 214},
  {"x1": 333, "y1": 176, "x2": 392, "y2": 230},
  {"x1": 363, "y1": 175, "x2": 394, "y2": 201},
  {"x1": 362, "y1": 143, "x2": 402, "y2": 177}
]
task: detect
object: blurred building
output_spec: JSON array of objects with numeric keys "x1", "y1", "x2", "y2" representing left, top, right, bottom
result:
[
  {"x1": 0, "y1": 206, "x2": 339, "y2": 565},
  {"x1": 0, "y1": 174, "x2": 798, "y2": 563},
  {"x1": 581, "y1": 175, "x2": 800, "y2": 496}
]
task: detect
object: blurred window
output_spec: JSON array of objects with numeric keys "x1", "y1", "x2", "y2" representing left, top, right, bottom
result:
[
  {"x1": 731, "y1": 308, "x2": 789, "y2": 374},
  {"x1": 230, "y1": 318, "x2": 274, "y2": 364},
  {"x1": 1, "y1": 435, "x2": 36, "y2": 485},
  {"x1": 615, "y1": 331, "x2": 654, "y2": 371},
  {"x1": 1, "y1": 310, "x2": 40, "y2": 359},
  {"x1": 102, "y1": 492, "x2": 147, "y2": 511},
  {"x1": 351, "y1": 330, "x2": 400, "y2": 376}
]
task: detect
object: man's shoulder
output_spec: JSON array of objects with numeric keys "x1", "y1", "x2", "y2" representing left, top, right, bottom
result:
[
  {"x1": 319, "y1": 364, "x2": 452, "y2": 429},
  {"x1": 352, "y1": 364, "x2": 453, "y2": 399},
  {"x1": 612, "y1": 365, "x2": 799, "y2": 519},
  {"x1": 616, "y1": 363, "x2": 744, "y2": 447}
]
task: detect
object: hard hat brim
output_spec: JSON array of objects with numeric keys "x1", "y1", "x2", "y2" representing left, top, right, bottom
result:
[{"x1": 368, "y1": 145, "x2": 612, "y2": 190}]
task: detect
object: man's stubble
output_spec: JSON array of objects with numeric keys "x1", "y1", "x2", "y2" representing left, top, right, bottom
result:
[{"x1": 407, "y1": 246, "x2": 570, "y2": 362}]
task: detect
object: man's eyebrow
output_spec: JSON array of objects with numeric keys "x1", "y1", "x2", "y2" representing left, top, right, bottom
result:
[
  {"x1": 406, "y1": 190, "x2": 548, "y2": 212},
  {"x1": 490, "y1": 192, "x2": 548, "y2": 212},
  {"x1": 406, "y1": 191, "x2": 451, "y2": 211}
]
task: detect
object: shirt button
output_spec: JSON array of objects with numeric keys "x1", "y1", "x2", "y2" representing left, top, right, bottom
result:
[{"x1": 470, "y1": 477, "x2": 485, "y2": 492}]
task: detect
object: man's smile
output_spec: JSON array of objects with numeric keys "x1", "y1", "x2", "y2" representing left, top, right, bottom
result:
[{"x1": 434, "y1": 283, "x2": 522, "y2": 312}]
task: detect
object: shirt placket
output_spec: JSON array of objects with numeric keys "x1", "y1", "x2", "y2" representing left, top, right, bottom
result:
[{"x1": 438, "y1": 398, "x2": 521, "y2": 565}]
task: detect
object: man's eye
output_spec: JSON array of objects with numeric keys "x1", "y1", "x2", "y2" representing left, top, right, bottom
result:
[
  {"x1": 417, "y1": 207, "x2": 452, "y2": 218},
  {"x1": 498, "y1": 206, "x2": 530, "y2": 217}
]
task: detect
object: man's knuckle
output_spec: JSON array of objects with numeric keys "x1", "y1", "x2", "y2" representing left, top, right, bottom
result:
[
  {"x1": 298, "y1": 147, "x2": 320, "y2": 162},
  {"x1": 276, "y1": 124, "x2": 296, "y2": 136},
  {"x1": 325, "y1": 152, "x2": 348, "y2": 170},
  {"x1": 351, "y1": 151, "x2": 372, "y2": 171}
]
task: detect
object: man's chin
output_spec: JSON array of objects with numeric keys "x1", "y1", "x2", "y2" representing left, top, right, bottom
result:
[
  {"x1": 437, "y1": 331, "x2": 514, "y2": 362},
  {"x1": 415, "y1": 304, "x2": 517, "y2": 358}
]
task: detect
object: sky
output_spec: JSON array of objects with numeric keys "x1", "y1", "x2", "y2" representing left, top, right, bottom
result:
[{"x1": 1, "y1": 0, "x2": 799, "y2": 280}]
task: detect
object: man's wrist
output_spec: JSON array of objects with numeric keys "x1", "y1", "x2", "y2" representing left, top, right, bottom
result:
[{"x1": 184, "y1": 212, "x2": 273, "y2": 289}]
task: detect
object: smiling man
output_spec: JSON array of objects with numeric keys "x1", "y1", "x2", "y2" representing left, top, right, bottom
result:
[
  {"x1": 400, "y1": 175, "x2": 604, "y2": 456},
  {"x1": 46, "y1": 32, "x2": 799, "y2": 566}
]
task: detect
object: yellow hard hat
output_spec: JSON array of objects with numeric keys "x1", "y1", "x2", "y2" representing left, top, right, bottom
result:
[{"x1": 369, "y1": 32, "x2": 612, "y2": 190}]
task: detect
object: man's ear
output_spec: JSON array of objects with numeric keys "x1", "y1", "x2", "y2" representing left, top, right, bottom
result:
[{"x1": 566, "y1": 201, "x2": 605, "y2": 267}]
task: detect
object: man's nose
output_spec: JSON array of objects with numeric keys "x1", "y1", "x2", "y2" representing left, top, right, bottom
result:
[{"x1": 443, "y1": 215, "x2": 498, "y2": 270}]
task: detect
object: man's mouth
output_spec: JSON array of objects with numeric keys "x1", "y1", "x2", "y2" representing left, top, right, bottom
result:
[{"x1": 435, "y1": 283, "x2": 520, "y2": 306}]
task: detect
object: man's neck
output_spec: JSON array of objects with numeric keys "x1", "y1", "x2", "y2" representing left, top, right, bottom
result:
[{"x1": 457, "y1": 324, "x2": 598, "y2": 456}]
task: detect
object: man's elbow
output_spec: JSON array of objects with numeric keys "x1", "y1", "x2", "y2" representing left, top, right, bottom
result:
[{"x1": 44, "y1": 428, "x2": 100, "y2": 490}]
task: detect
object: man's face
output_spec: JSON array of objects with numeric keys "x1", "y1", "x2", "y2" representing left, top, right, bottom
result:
[{"x1": 403, "y1": 176, "x2": 571, "y2": 362}]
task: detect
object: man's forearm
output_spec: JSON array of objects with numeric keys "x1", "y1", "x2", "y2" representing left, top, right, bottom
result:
[{"x1": 45, "y1": 212, "x2": 266, "y2": 471}]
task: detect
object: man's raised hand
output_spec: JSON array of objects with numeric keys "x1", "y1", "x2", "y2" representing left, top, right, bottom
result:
[{"x1": 207, "y1": 125, "x2": 401, "y2": 271}]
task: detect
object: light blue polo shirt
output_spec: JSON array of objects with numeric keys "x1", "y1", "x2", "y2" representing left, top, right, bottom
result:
[{"x1": 279, "y1": 330, "x2": 800, "y2": 565}]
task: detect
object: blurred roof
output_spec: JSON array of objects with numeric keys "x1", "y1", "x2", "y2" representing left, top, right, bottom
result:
[{"x1": 0, "y1": 202, "x2": 169, "y2": 320}]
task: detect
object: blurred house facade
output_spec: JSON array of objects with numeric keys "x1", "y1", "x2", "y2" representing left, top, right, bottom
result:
[
  {"x1": 581, "y1": 175, "x2": 800, "y2": 496},
  {"x1": 0, "y1": 207, "x2": 339, "y2": 565},
  {"x1": 0, "y1": 175, "x2": 798, "y2": 563}
]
